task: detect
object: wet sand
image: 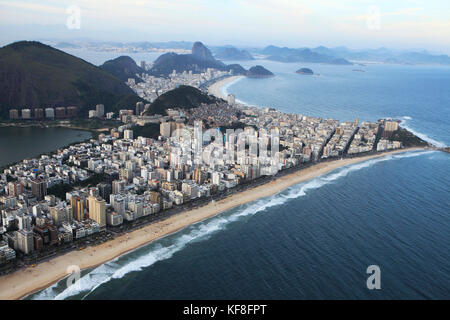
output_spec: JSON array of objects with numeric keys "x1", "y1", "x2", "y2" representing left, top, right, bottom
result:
[{"x1": 207, "y1": 75, "x2": 244, "y2": 99}]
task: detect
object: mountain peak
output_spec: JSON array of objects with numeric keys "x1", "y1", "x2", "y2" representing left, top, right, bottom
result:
[
  {"x1": 100, "y1": 55, "x2": 145, "y2": 82},
  {"x1": 5, "y1": 41, "x2": 50, "y2": 50},
  {"x1": 192, "y1": 41, "x2": 215, "y2": 61}
]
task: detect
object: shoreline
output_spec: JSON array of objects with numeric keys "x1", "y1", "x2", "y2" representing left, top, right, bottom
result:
[
  {"x1": 208, "y1": 75, "x2": 244, "y2": 99},
  {"x1": 0, "y1": 122, "x2": 111, "y2": 133},
  {"x1": 0, "y1": 121, "x2": 118, "y2": 170},
  {"x1": 0, "y1": 147, "x2": 424, "y2": 300},
  {"x1": 0, "y1": 129, "x2": 94, "y2": 172}
]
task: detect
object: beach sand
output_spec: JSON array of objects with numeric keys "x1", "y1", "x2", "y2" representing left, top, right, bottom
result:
[
  {"x1": 208, "y1": 75, "x2": 244, "y2": 99},
  {"x1": 0, "y1": 147, "x2": 423, "y2": 300}
]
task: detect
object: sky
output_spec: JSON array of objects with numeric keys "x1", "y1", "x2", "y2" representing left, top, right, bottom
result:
[{"x1": 0, "y1": 0, "x2": 449, "y2": 53}]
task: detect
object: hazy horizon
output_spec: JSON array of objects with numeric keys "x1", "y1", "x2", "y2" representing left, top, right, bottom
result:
[{"x1": 0, "y1": 0, "x2": 449, "y2": 54}]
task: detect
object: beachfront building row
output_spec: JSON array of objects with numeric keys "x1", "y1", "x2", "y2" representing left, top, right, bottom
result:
[
  {"x1": 0, "y1": 99, "x2": 404, "y2": 266},
  {"x1": 9, "y1": 106, "x2": 79, "y2": 120}
]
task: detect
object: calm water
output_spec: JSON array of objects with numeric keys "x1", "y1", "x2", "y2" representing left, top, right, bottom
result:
[
  {"x1": 224, "y1": 60, "x2": 450, "y2": 148},
  {"x1": 0, "y1": 127, "x2": 92, "y2": 167},
  {"x1": 60, "y1": 49, "x2": 162, "y2": 66},
  {"x1": 30, "y1": 59, "x2": 450, "y2": 300}
]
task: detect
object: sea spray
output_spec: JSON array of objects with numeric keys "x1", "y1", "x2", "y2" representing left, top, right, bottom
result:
[{"x1": 30, "y1": 150, "x2": 434, "y2": 300}]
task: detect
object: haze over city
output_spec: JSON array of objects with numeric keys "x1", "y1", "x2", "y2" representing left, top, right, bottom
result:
[{"x1": 1, "y1": 0, "x2": 449, "y2": 53}]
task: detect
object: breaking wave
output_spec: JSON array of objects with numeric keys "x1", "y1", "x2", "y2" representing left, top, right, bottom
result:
[
  {"x1": 398, "y1": 116, "x2": 446, "y2": 148},
  {"x1": 30, "y1": 149, "x2": 433, "y2": 300}
]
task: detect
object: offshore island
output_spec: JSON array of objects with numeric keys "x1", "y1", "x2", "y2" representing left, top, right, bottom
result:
[{"x1": 0, "y1": 41, "x2": 445, "y2": 300}]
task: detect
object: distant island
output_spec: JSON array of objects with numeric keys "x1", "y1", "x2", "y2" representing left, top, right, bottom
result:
[
  {"x1": 296, "y1": 68, "x2": 314, "y2": 75},
  {"x1": 246, "y1": 65, "x2": 274, "y2": 78}
]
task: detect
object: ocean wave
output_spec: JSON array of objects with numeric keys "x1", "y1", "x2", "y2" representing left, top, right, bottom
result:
[
  {"x1": 398, "y1": 116, "x2": 446, "y2": 148},
  {"x1": 30, "y1": 149, "x2": 433, "y2": 300}
]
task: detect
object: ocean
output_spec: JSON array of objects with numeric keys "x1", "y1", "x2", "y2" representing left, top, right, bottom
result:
[{"x1": 29, "y1": 57, "x2": 450, "y2": 300}]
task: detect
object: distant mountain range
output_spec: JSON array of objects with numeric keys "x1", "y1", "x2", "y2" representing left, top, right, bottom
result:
[
  {"x1": 0, "y1": 41, "x2": 144, "y2": 118},
  {"x1": 50, "y1": 40, "x2": 450, "y2": 65},
  {"x1": 54, "y1": 40, "x2": 194, "y2": 51},
  {"x1": 148, "y1": 42, "x2": 273, "y2": 77},
  {"x1": 258, "y1": 46, "x2": 353, "y2": 65},
  {"x1": 255, "y1": 45, "x2": 450, "y2": 65},
  {"x1": 306, "y1": 45, "x2": 450, "y2": 64},
  {"x1": 211, "y1": 46, "x2": 254, "y2": 61}
]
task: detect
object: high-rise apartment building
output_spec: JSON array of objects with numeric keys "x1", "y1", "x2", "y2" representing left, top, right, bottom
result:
[
  {"x1": 70, "y1": 196, "x2": 85, "y2": 221},
  {"x1": 96, "y1": 104, "x2": 105, "y2": 118},
  {"x1": 88, "y1": 196, "x2": 106, "y2": 227},
  {"x1": 31, "y1": 179, "x2": 47, "y2": 201},
  {"x1": 124, "y1": 129, "x2": 133, "y2": 140}
]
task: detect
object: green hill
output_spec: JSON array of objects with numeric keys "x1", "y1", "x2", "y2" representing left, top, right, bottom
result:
[
  {"x1": 145, "y1": 85, "x2": 219, "y2": 115},
  {"x1": 0, "y1": 41, "x2": 144, "y2": 118},
  {"x1": 100, "y1": 56, "x2": 145, "y2": 83}
]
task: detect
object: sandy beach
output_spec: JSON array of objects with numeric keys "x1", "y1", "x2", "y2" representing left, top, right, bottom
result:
[
  {"x1": 208, "y1": 75, "x2": 244, "y2": 99},
  {"x1": 0, "y1": 147, "x2": 423, "y2": 300}
]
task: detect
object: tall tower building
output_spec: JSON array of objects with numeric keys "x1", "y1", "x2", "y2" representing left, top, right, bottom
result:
[
  {"x1": 96, "y1": 104, "x2": 105, "y2": 118},
  {"x1": 124, "y1": 129, "x2": 133, "y2": 140},
  {"x1": 31, "y1": 179, "x2": 47, "y2": 201},
  {"x1": 160, "y1": 121, "x2": 172, "y2": 138},
  {"x1": 112, "y1": 180, "x2": 126, "y2": 194},
  {"x1": 50, "y1": 206, "x2": 72, "y2": 226},
  {"x1": 8, "y1": 181, "x2": 24, "y2": 197},
  {"x1": 98, "y1": 183, "x2": 112, "y2": 202},
  {"x1": 88, "y1": 196, "x2": 106, "y2": 227},
  {"x1": 17, "y1": 229, "x2": 34, "y2": 254},
  {"x1": 227, "y1": 94, "x2": 236, "y2": 105},
  {"x1": 70, "y1": 196, "x2": 85, "y2": 221},
  {"x1": 136, "y1": 102, "x2": 144, "y2": 116}
]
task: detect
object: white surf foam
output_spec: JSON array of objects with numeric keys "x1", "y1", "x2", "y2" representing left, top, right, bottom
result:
[
  {"x1": 221, "y1": 76, "x2": 244, "y2": 98},
  {"x1": 221, "y1": 77, "x2": 258, "y2": 106},
  {"x1": 31, "y1": 149, "x2": 433, "y2": 300},
  {"x1": 398, "y1": 116, "x2": 446, "y2": 148}
]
